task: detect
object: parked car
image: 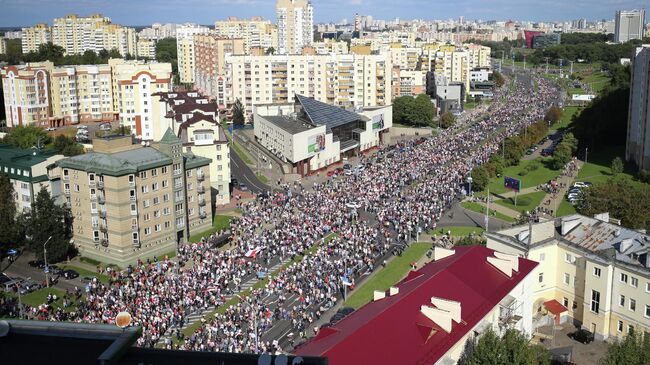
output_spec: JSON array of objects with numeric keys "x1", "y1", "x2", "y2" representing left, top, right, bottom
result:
[
  {"x1": 569, "y1": 329, "x2": 594, "y2": 344},
  {"x1": 231, "y1": 178, "x2": 239, "y2": 187},
  {"x1": 18, "y1": 280, "x2": 42, "y2": 295},
  {"x1": 76, "y1": 125, "x2": 88, "y2": 130},
  {"x1": 99, "y1": 123, "x2": 112, "y2": 131},
  {"x1": 62, "y1": 269, "x2": 79, "y2": 280},
  {"x1": 344, "y1": 169, "x2": 354, "y2": 176},
  {"x1": 573, "y1": 182, "x2": 590, "y2": 188},
  {"x1": 343, "y1": 164, "x2": 352, "y2": 171},
  {"x1": 239, "y1": 183, "x2": 250, "y2": 192},
  {"x1": 3, "y1": 278, "x2": 25, "y2": 292},
  {"x1": 0, "y1": 273, "x2": 11, "y2": 286},
  {"x1": 45, "y1": 127, "x2": 57, "y2": 132},
  {"x1": 345, "y1": 201, "x2": 362, "y2": 209}
]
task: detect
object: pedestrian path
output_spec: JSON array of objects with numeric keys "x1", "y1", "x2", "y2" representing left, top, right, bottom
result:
[
  {"x1": 539, "y1": 160, "x2": 584, "y2": 216},
  {"x1": 498, "y1": 186, "x2": 539, "y2": 198},
  {"x1": 473, "y1": 199, "x2": 521, "y2": 219}
]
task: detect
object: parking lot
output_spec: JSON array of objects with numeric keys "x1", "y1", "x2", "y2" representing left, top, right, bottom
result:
[
  {"x1": 46, "y1": 120, "x2": 121, "y2": 142},
  {"x1": 535, "y1": 324, "x2": 608, "y2": 364}
]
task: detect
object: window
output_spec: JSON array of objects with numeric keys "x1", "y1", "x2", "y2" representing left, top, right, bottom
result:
[
  {"x1": 647, "y1": 282, "x2": 650, "y2": 293},
  {"x1": 538, "y1": 253, "x2": 545, "y2": 261},
  {"x1": 152, "y1": 182, "x2": 159, "y2": 191},
  {"x1": 162, "y1": 180, "x2": 168, "y2": 188},
  {"x1": 163, "y1": 193, "x2": 169, "y2": 202},
  {"x1": 620, "y1": 273, "x2": 628, "y2": 283},
  {"x1": 153, "y1": 210, "x2": 160, "y2": 218},
  {"x1": 619, "y1": 295, "x2": 625, "y2": 307},
  {"x1": 140, "y1": 171, "x2": 147, "y2": 179},
  {"x1": 143, "y1": 199, "x2": 150, "y2": 208},
  {"x1": 163, "y1": 207, "x2": 170, "y2": 215},
  {"x1": 629, "y1": 298, "x2": 636, "y2": 312},
  {"x1": 74, "y1": 184, "x2": 80, "y2": 192},
  {"x1": 141, "y1": 185, "x2": 149, "y2": 193},
  {"x1": 161, "y1": 166, "x2": 168, "y2": 174},
  {"x1": 645, "y1": 305, "x2": 650, "y2": 318},
  {"x1": 617, "y1": 320, "x2": 623, "y2": 332},
  {"x1": 186, "y1": 170, "x2": 193, "y2": 178},
  {"x1": 628, "y1": 324, "x2": 634, "y2": 334},
  {"x1": 631, "y1": 277, "x2": 638, "y2": 288},
  {"x1": 132, "y1": 232, "x2": 138, "y2": 242},
  {"x1": 565, "y1": 253, "x2": 574, "y2": 263},
  {"x1": 593, "y1": 267, "x2": 601, "y2": 277},
  {"x1": 144, "y1": 227, "x2": 151, "y2": 236},
  {"x1": 563, "y1": 297, "x2": 569, "y2": 308},
  {"x1": 538, "y1": 273, "x2": 544, "y2": 283},
  {"x1": 155, "y1": 224, "x2": 161, "y2": 232},
  {"x1": 164, "y1": 221, "x2": 170, "y2": 229},
  {"x1": 564, "y1": 273, "x2": 570, "y2": 285},
  {"x1": 591, "y1": 290, "x2": 600, "y2": 313},
  {"x1": 151, "y1": 168, "x2": 158, "y2": 177},
  {"x1": 153, "y1": 197, "x2": 159, "y2": 205}
]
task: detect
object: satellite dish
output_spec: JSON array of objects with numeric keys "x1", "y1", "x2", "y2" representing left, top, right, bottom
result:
[{"x1": 115, "y1": 311, "x2": 132, "y2": 329}]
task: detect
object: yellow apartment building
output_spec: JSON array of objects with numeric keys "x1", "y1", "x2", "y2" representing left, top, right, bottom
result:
[
  {"x1": 214, "y1": 16, "x2": 277, "y2": 54},
  {"x1": 193, "y1": 35, "x2": 245, "y2": 109},
  {"x1": 21, "y1": 24, "x2": 51, "y2": 53},
  {"x1": 56, "y1": 132, "x2": 212, "y2": 266},
  {"x1": 1, "y1": 64, "x2": 51, "y2": 127}
]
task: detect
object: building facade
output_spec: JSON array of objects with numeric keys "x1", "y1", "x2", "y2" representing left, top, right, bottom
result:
[
  {"x1": 486, "y1": 214, "x2": 650, "y2": 341},
  {"x1": 626, "y1": 45, "x2": 650, "y2": 171},
  {"x1": 0, "y1": 145, "x2": 65, "y2": 213},
  {"x1": 56, "y1": 134, "x2": 212, "y2": 267},
  {"x1": 276, "y1": 0, "x2": 314, "y2": 54},
  {"x1": 21, "y1": 24, "x2": 51, "y2": 53},
  {"x1": 176, "y1": 24, "x2": 211, "y2": 84},
  {"x1": 51, "y1": 14, "x2": 137, "y2": 56},
  {"x1": 136, "y1": 38, "x2": 157, "y2": 59},
  {"x1": 214, "y1": 17, "x2": 277, "y2": 54},
  {"x1": 225, "y1": 53, "x2": 392, "y2": 115},
  {"x1": 1, "y1": 64, "x2": 51, "y2": 127},
  {"x1": 194, "y1": 36, "x2": 245, "y2": 108},
  {"x1": 615, "y1": 10, "x2": 646, "y2": 43}
]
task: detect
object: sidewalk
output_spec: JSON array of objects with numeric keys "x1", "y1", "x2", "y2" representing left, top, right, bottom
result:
[
  {"x1": 473, "y1": 199, "x2": 521, "y2": 219},
  {"x1": 498, "y1": 186, "x2": 539, "y2": 198},
  {"x1": 539, "y1": 160, "x2": 584, "y2": 216}
]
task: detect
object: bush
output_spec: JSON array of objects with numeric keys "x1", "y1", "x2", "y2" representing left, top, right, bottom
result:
[
  {"x1": 525, "y1": 161, "x2": 541, "y2": 172},
  {"x1": 518, "y1": 170, "x2": 528, "y2": 176}
]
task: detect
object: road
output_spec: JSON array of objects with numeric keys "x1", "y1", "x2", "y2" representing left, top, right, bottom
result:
[{"x1": 230, "y1": 148, "x2": 272, "y2": 194}]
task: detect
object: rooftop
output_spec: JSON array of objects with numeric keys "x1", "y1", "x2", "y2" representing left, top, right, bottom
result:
[
  {"x1": 58, "y1": 147, "x2": 172, "y2": 176},
  {"x1": 295, "y1": 94, "x2": 368, "y2": 132},
  {"x1": 264, "y1": 115, "x2": 316, "y2": 134},
  {"x1": 0, "y1": 144, "x2": 60, "y2": 169},
  {"x1": 294, "y1": 245, "x2": 537, "y2": 365}
]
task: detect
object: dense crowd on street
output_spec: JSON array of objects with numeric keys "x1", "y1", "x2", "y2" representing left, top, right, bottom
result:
[{"x1": 9, "y1": 71, "x2": 561, "y2": 353}]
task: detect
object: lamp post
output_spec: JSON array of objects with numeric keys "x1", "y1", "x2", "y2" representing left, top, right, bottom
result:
[
  {"x1": 466, "y1": 176, "x2": 473, "y2": 197},
  {"x1": 43, "y1": 236, "x2": 52, "y2": 288}
]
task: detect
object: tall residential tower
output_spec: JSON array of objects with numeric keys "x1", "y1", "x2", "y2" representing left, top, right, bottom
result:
[{"x1": 276, "y1": 0, "x2": 314, "y2": 54}]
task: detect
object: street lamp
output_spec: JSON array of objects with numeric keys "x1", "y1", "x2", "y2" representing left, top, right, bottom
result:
[
  {"x1": 43, "y1": 236, "x2": 52, "y2": 288},
  {"x1": 466, "y1": 176, "x2": 473, "y2": 196}
]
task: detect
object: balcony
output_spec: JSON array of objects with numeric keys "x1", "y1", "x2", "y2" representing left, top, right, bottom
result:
[
  {"x1": 198, "y1": 199, "x2": 206, "y2": 207},
  {"x1": 100, "y1": 238, "x2": 108, "y2": 247},
  {"x1": 99, "y1": 225, "x2": 108, "y2": 233},
  {"x1": 199, "y1": 212, "x2": 207, "y2": 219},
  {"x1": 128, "y1": 181, "x2": 135, "y2": 188},
  {"x1": 97, "y1": 181, "x2": 104, "y2": 189},
  {"x1": 98, "y1": 210, "x2": 106, "y2": 219},
  {"x1": 197, "y1": 173, "x2": 205, "y2": 181},
  {"x1": 197, "y1": 185, "x2": 205, "y2": 194},
  {"x1": 131, "y1": 224, "x2": 138, "y2": 231},
  {"x1": 98, "y1": 195, "x2": 105, "y2": 205}
]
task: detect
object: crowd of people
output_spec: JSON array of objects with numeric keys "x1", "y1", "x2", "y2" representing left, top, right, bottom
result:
[{"x1": 9, "y1": 71, "x2": 561, "y2": 354}]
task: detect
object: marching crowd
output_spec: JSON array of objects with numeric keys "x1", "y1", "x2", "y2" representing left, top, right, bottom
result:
[{"x1": 12, "y1": 72, "x2": 561, "y2": 353}]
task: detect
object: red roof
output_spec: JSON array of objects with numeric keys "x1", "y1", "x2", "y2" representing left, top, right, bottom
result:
[
  {"x1": 543, "y1": 299, "x2": 567, "y2": 315},
  {"x1": 294, "y1": 246, "x2": 538, "y2": 365}
]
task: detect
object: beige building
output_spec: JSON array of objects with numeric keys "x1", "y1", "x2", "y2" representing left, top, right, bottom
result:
[
  {"x1": 1, "y1": 64, "x2": 51, "y2": 127},
  {"x1": 422, "y1": 47, "x2": 472, "y2": 94},
  {"x1": 0, "y1": 37, "x2": 6, "y2": 55},
  {"x1": 21, "y1": 24, "x2": 51, "y2": 53},
  {"x1": 309, "y1": 40, "x2": 349, "y2": 55},
  {"x1": 193, "y1": 35, "x2": 245, "y2": 108},
  {"x1": 110, "y1": 59, "x2": 173, "y2": 140},
  {"x1": 226, "y1": 53, "x2": 392, "y2": 115},
  {"x1": 136, "y1": 38, "x2": 157, "y2": 59},
  {"x1": 487, "y1": 214, "x2": 650, "y2": 341},
  {"x1": 56, "y1": 133, "x2": 212, "y2": 266},
  {"x1": 276, "y1": 0, "x2": 314, "y2": 54},
  {"x1": 214, "y1": 16, "x2": 277, "y2": 54},
  {"x1": 394, "y1": 69, "x2": 427, "y2": 97},
  {"x1": 51, "y1": 14, "x2": 136, "y2": 56},
  {"x1": 389, "y1": 45, "x2": 422, "y2": 71},
  {"x1": 176, "y1": 24, "x2": 211, "y2": 84}
]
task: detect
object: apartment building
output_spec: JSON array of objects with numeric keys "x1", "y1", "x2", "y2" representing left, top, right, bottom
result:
[
  {"x1": 214, "y1": 16, "x2": 277, "y2": 54},
  {"x1": 136, "y1": 38, "x2": 157, "y2": 59},
  {"x1": 615, "y1": 10, "x2": 646, "y2": 43},
  {"x1": 389, "y1": 45, "x2": 422, "y2": 71},
  {"x1": 109, "y1": 59, "x2": 173, "y2": 140},
  {"x1": 21, "y1": 24, "x2": 51, "y2": 53},
  {"x1": 176, "y1": 24, "x2": 211, "y2": 84},
  {"x1": 1, "y1": 64, "x2": 51, "y2": 127},
  {"x1": 422, "y1": 48, "x2": 472, "y2": 96},
  {"x1": 393, "y1": 69, "x2": 427, "y2": 97},
  {"x1": 308, "y1": 40, "x2": 349, "y2": 55},
  {"x1": 225, "y1": 53, "x2": 392, "y2": 115},
  {"x1": 0, "y1": 37, "x2": 6, "y2": 55},
  {"x1": 276, "y1": 0, "x2": 314, "y2": 54},
  {"x1": 51, "y1": 14, "x2": 137, "y2": 56},
  {"x1": 466, "y1": 43, "x2": 492, "y2": 69},
  {"x1": 486, "y1": 214, "x2": 650, "y2": 341},
  {"x1": 194, "y1": 35, "x2": 245, "y2": 108},
  {"x1": 626, "y1": 45, "x2": 650, "y2": 171},
  {"x1": 0, "y1": 145, "x2": 65, "y2": 213},
  {"x1": 56, "y1": 134, "x2": 212, "y2": 267},
  {"x1": 153, "y1": 91, "x2": 231, "y2": 205}
]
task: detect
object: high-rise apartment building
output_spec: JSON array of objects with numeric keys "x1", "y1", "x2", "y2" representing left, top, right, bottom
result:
[
  {"x1": 176, "y1": 24, "x2": 211, "y2": 84},
  {"x1": 56, "y1": 134, "x2": 212, "y2": 266},
  {"x1": 276, "y1": 0, "x2": 314, "y2": 54},
  {"x1": 422, "y1": 48, "x2": 472, "y2": 94},
  {"x1": 225, "y1": 53, "x2": 392, "y2": 114},
  {"x1": 136, "y1": 38, "x2": 157, "y2": 59},
  {"x1": 626, "y1": 45, "x2": 650, "y2": 171},
  {"x1": 21, "y1": 24, "x2": 51, "y2": 53},
  {"x1": 614, "y1": 10, "x2": 646, "y2": 43},
  {"x1": 194, "y1": 35, "x2": 245, "y2": 108},
  {"x1": 0, "y1": 37, "x2": 7, "y2": 55},
  {"x1": 214, "y1": 17, "x2": 277, "y2": 54},
  {"x1": 1, "y1": 64, "x2": 51, "y2": 127},
  {"x1": 109, "y1": 59, "x2": 173, "y2": 140}
]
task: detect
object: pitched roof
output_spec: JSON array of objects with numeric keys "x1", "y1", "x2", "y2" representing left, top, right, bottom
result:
[
  {"x1": 178, "y1": 112, "x2": 228, "y2": 144},
  {"x1": 159, "y1": 128, "x2": 180, "y2": 145},
  {"x1": 58, "y1": 148, "x2": 172, "y2": 176},
  {"x1": 294, "y1": 246, "x2": 537, "y2": 365},
  {"x1": 295, "y1": 94, "x2": 368, "y2": 132}
]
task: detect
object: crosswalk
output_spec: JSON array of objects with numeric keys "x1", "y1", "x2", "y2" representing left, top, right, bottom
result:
[{"x1": 157, "y1": 260, "x2": 286, "y2": 345}]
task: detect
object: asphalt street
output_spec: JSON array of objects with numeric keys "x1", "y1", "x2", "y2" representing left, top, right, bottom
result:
[{"x1": 230, "y1": 148, "x2": 272, "y2": 194}]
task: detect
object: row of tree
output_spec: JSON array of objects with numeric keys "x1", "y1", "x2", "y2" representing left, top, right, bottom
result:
[
  {"x1": 0, "y1": 41, "x2": 124, "y2": 66},
  {"x1": 549, "y1": 132, "x2": 578, "y2": 170},
  {"x1": 1, "y1": 126, "x2": 84, "y2": 156}
]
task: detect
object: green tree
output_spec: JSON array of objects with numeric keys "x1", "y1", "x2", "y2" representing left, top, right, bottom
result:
[
  {"x1": 439, "y1": 111, "x2": 456, "y2": 129},
  {"x1": 490, "y1": 71, "x2": 505, "y2": 87},
  {"x1": 460, "y1": 328, "x2": 550, "y2": 365},
  {"x1": 37, "y1": 42, "x2": 65, "y2": 62},
  {"x1": 470, "y1": 166, "x2": 489, "y2": 192},
  {"x1": 4, "y1": 125, "x2": 50, "y2": 149},
  {"x1": 550, "y1": 142, "x2": 572, "y2": 170},
  {"x1": 265, "y1": 47, "x2": 275, "y2": 55},
  {"x1": 232, "y1": 98, "x2": 245, "y2": 126},
  {"x1": 455, "y1": 235, "x2": 486, "y2": 246},
  {"x1": 413, "y1": 94, "x2": 435, "y2": 126},
  {"x1": 26, "y1": 187, "x2": 74, "y2": 263},
  {"x1": 0, "y1": 175, "x2": 19, "y2": 252},
  {"x1": 544, "y1": 106, "x2": 563, "y2": 124},
  {"x1": 610, "y1": 157, "x2": 624, "y2": 175},
  {"x1": 600, "y1": 332, "x2": 650, "y2": 365},
  {"x1": 155, "y1": 37, "x2": 178, "y2": 73},
  {"x1": 52, "y1": 135, "x2": 84, "y2": 156},
  {"x1": 393, "y1": 96, "x2": 416, "y2": 125}
]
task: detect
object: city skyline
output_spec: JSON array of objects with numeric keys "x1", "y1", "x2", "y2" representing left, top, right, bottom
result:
[{"x1": 0, "y1": 0, "x2": 648, "y2": 27}]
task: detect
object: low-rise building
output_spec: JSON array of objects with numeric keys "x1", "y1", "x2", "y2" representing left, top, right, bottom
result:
[
  {"x1": 57, "y1": 133, "x2": 212, "y2": 266},
  {"x1": 295, "y1": 245, "x2": 538, "y2": 364},
  {"x1": 0, "y1": 145, "x2": 65, "y2": 213},
  {"x1": 486, "y1": 214, "x2": 650, "y2": 341},
  {"x1": 253, "y1": 94, "x2": 391, "y2": 175}
]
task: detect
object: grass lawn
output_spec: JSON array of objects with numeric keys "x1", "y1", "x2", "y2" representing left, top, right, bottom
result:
[
  {"x1": 464, "y1": 100, "x2": 480, "y2": 109},
  {"x1": 231, "y1": 142, "x2": 252, "y2": 164},
  {"x1": 485, "y1": 158, "x2": 560, "y2": 195},
  {"x1": 344, "y1": 242, "x2": 430, "y2": 309},
  {"x1": 552, "y1": 106, "x2": 583, "y2": 132},
  {"x1": 576, "y1": 145, "x2": 642, "y2": 186},
  {"x1": 189, "y1": 215, "x2": 235, "y2": 243},
  {"x1": 79, "y1": 257, "x2": 120, "y2": 270},
  {"x1": 494, "y1": 191, "x2": 546, "y2": 214},
  {"x1": 557, "y1": 199, "x2": 578, "y2": 217},
  {"x1": 256, "y1": 173, "x2": 269, "y2": 184},
  {"x1": 60, "y1": 265, "x2": 111, "y2": 284},
  {"x1": 460, "y1": 201, "x2": 516, "y2": 223},
  {"x1": 428, "y1": 226, "x2": 485, "y2": 237},
  {"x1": 21, "y1": 287, "x2": 66, "y2": 308}
]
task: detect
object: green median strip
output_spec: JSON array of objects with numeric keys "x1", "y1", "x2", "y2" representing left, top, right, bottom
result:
[
  {"x1": 460, "y1": 201, "x2": 516, "y2": 223},
  {"x1": 344, "y1": 242, "x2": 430, "y2": 309},
  {"x1": 232, "y1": 142, "x2": 252, "y2": 164}
]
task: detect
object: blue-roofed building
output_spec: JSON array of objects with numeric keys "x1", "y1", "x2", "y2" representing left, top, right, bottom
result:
[{"x1": 253, "y1": 94, "x2": 392, "y2": 176}]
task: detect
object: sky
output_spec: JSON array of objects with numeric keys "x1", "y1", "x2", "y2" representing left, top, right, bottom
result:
[{"x1": 0, "y1": 0, "x2": 647, "y2": 27}]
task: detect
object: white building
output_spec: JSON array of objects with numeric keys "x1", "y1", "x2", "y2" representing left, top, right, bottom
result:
[
  {"x1": 276, "y1": 0, "x2": 314, "y2": 54},
  {"x1": 626, "y1": 45, "x2": 650, "y2": 171},
  {"x1": 615, "y1": 10, "x2": 646, "y2": 43},
  {"x1": 176, "y1": 24, "x2": 211, "y2": 84}
]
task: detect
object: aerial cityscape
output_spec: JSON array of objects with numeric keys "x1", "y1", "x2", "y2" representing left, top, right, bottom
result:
[{"x1": 0, "y1": 1, "x2": 649, "y2": 364}]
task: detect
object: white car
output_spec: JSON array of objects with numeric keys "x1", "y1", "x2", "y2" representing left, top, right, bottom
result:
[
  {"x1": 344, "y1": 169, "x2": 353, "y2": 176},
  {"x1": 45, "y1": 127, "x2": 57, "y2": 131},
  {"x1": 76, "y1": 125, "x2": 88, "y2": 130},
  {"x1": 345, "y1": 202, "x2": 362, "y2": 209},
  {"x1": 573, "y1": 182, "x2": 588, "y2": 188},
  {"x1": 355, "y1": 164, "x2": 365, "y2": 172}
]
